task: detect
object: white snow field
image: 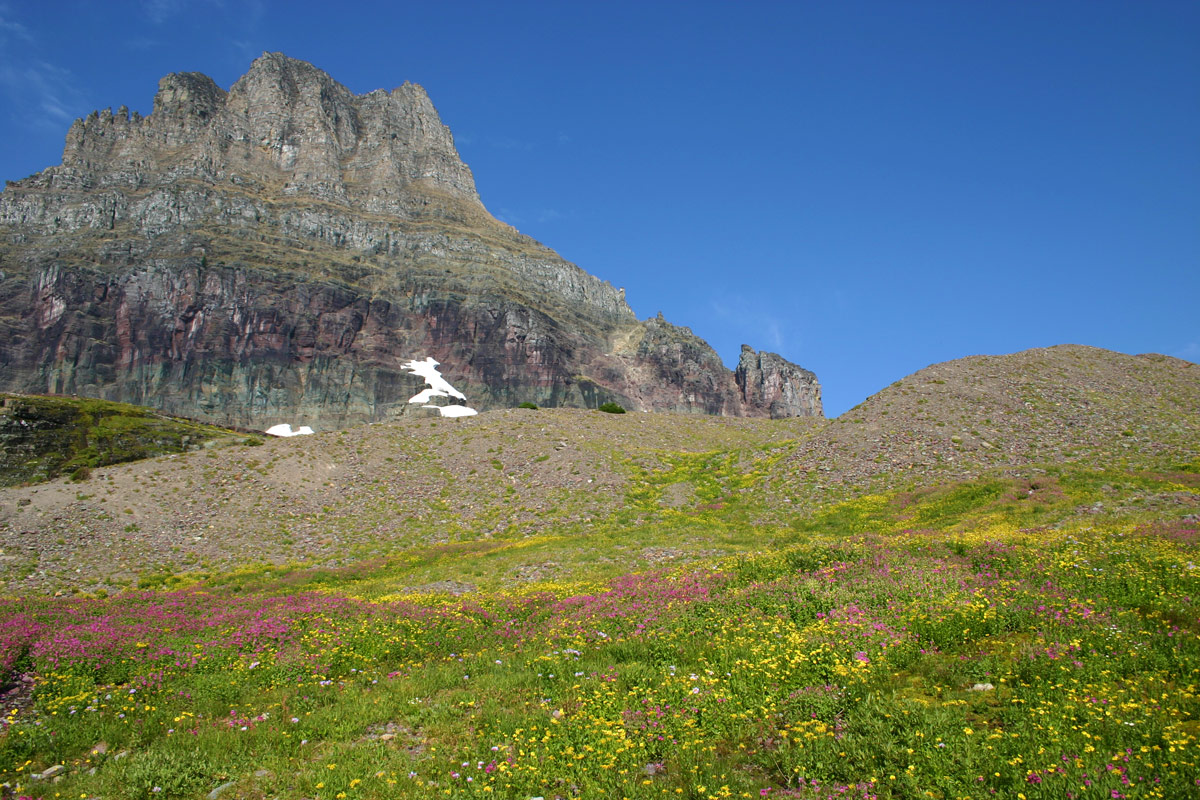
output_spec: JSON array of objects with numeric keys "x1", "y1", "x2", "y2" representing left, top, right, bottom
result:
[
  {"x1": 264, "y1": 424, "x2": 315, "y2": 437},
  {"x1": 402, "y1": 357, "x2": 478, "y2": 418}
]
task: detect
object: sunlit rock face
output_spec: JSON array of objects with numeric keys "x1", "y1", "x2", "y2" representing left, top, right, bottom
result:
[{"x1": 0, "y1": 53, "x2": 821, "y2": 428}]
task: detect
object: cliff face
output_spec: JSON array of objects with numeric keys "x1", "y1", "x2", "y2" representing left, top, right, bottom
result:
[
  {"x1": 736, "y1": 345, "x2": 822, "y2": 419},
  {"x1": 0, "y1": 53, "x2": 821, "y2": 429}
]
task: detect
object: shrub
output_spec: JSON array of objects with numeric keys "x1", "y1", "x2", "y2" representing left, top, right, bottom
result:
[
  {"x1": 69, "y1": 465, "x2": 92, "y2": 482},
  {"x1": 598, "y1": 402, "x2": 626, "y2": 414},
  {"x1": 121, "y1": 747, "x2": 219, "y2": 799},
  {"x1": 517, "y1": 402, "x2": 538, "y2": 410}
]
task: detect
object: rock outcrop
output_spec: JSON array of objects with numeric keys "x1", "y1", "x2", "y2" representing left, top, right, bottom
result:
[
  {"x1": 736, "y1": 345, "x2": 822, "y2": 419},
  {"x1": 0, "y1": 53, "x2": 821, "y2": 428}
]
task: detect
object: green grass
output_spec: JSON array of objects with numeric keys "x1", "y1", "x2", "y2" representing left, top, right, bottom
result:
[
  {"x1": 0, "y1": 393, "x2": 250, "y2": 486},
  {"x1": 1, "y1": 483, "x2": 1196, "y2": 798},
  {"x1": 1, "y1": 431, "x2": 1198, "y2": 799}
]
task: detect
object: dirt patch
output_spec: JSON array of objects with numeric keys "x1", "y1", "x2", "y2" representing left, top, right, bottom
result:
[{"x1": 361, "y1": 721, "x2": 426, "y2": 757}]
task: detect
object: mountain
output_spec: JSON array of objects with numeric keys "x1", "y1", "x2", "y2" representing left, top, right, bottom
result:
[{"x1": 0, "y1": 53, "x2": 820, "y2": 430}]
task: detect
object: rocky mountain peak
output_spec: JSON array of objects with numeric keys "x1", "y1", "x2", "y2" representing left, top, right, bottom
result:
[
  {"x1": 152, "y1": 71, "x2": 226, "y2": 121},
  {"x1": 51, "y1": 52, "x2": 481, "y2": 214},
  {"x1": 0, "y1": 54, "x2": 821, "y2": 428}
]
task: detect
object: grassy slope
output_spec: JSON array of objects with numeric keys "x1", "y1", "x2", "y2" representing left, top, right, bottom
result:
[
  {"x1": 6, "y1": 346, "x2": 1194, "y2": 595},
  {"x1": 0, "y1": 394, "x2": 252, "y2": 487},
  {"x1": 0, "y1": 409, "x2": 821, "y2": 593},
  {"x1": 0, "y1": 460, "x2": 1196, "y2": 799},
  {"x1": 0, "y1": 346, "x2": 1197, "y2": 799}
]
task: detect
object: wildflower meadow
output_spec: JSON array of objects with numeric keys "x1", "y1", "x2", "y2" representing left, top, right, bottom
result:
[{"x1": 0, "y1": 461, "x2": 1197, "y2": 799}]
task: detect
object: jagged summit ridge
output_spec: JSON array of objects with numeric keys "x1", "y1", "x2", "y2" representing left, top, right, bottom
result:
[
  {"x1": 54, "y1": 52, "x2": 481, "y2": 214},
  {"x1": 0, "y1": 54, "x2": 821, "y2": 427}
]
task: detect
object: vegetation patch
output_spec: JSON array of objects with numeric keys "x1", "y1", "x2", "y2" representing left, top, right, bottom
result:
[
  {"x1": 0, "y1": 463, "x2": 1196, "y2": 798},
  {"x1": 0, "y1": 394, "x2": 250, "y2": 486}
]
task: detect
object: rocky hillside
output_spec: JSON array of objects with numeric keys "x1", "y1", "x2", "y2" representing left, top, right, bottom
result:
[
  {"x1": 0, "y1": 53, "x2": 820, "y2": 430},
  {"x1": 0, "y1": 407, "x2": 819, "y2": 592},
  {"x1": 777, "y1": 344, "x2": 1200, "y2": 491},
  {"x1": 1, "y1": 344, "x2": 1195, "y2": 595}
]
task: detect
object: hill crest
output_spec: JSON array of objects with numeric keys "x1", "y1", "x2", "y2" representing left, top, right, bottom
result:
[{"x1": 779, "y1": 344, "x2": 1199, "y2": 491}]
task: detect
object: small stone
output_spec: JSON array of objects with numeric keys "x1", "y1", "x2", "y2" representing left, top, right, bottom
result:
[
  {"x1": 254, "y1": 769, "x2": 272, "y2": 778},
  {"x1": 207, "y1": 780, "x2": 237, "y2": 799},
  {"x1": 380, "y1": 733, "x2": 395, "y2": 742},
  {"x1": 969, "y1": 682, "x2": 995, "y2": 692}
]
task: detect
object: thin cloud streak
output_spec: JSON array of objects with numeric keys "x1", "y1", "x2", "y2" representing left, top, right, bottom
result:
[
  {"x1": 0, "y1": 60, "x2": 84, "y2": 129},
  {"x1": 488, "y1": 136, "x2": 535, "y2": 151},
  {"x1": 0, "y1": 6, "x2": 85, "y2": 139},
  {"x1": 141, "y1": 0, "x2": 189, "y2": 25},
  {"x1": 0, "y1": 13, "x2": 32, "y2": 43},
  {"x1": 1173, "y1": 342, "x2": 1200, "y2": 364},
  {"x1": 709, "y1": 295, "x2": 796, "y2": 355}
]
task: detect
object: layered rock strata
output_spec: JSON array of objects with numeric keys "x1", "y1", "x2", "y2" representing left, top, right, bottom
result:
[{"x1": 0, "y1": 53, "x2": 821, "y2": 428}]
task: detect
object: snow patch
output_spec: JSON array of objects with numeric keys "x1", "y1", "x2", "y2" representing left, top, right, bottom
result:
[
  {"x1": 435, "y1": 405, "x2": 478, "y2": 418},
  {"x1": 265, "y1": 423, "x2": 315, "y2": 437},
  {"x1": 403, "y1": 356, "x2": 478, "y2": 418},
  {"x1": 403, "y1": 357, "x2": 467, "y2": 403}
]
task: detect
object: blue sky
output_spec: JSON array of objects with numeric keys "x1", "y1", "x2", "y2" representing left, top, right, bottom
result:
[{"x1": 1, "y1": 1, "x2": 1196, "y2": 416}]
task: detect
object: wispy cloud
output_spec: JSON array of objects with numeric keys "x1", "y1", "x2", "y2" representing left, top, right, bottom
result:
[
  {"x1": 227, "y1": 38, "x2": 264, "y2": 64},
  {"x1": 242, "y1": 0, "x2": 267, "y2": 26},
  {"x1": 710, "y1": 294, "x2": 794, "y2": 353},
  {"x1": 765, "y1": 320, "x2": 784, "y2": 350},
  {"x1": 141, "y1": 0, "x2": 189, "y2": 25},
  {"x1": 0, "y1": 59, "x2": 83, "y2": 128},
  {"x1": 495, "y1": 208, "x2": 524, "y2": 226},
  {"x1": 0, "y1": 12, "x2": 32, "y2": 44},
  {"x1": 124, "y1": 35, "x2": 164, "y2": 50},
  {"x1": 0, "y1": 5, "x2": 85, "y2": 135},
  {"x1": 143, "y1": 0, "x2": 264, "y2": 31},
  {"x1": 493, "y1": 207, "x2": 570, "y2": 228},
  {"x1": 488, "y1": 136, "x2": 534, "y2": 151},
  {"x1": 1173, "y1": 342, "x2": 1200, "y2": 364}
]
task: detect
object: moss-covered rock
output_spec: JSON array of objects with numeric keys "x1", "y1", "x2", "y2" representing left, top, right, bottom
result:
[{"x1": 0, "y1": 393, "x2": 248, "y2": 486}]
